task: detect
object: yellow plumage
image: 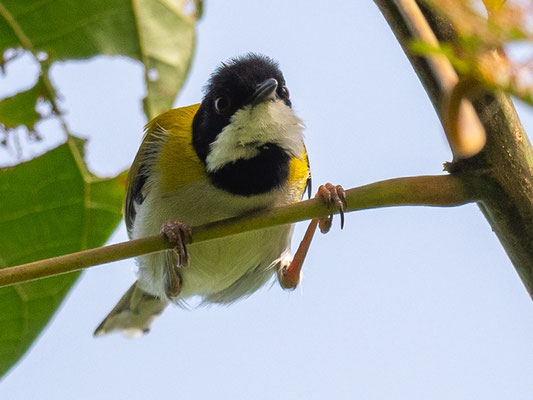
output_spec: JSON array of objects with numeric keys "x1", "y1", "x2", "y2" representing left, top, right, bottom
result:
[
  {"x1": 289, "y1": 151, "x2": 311, "y2": 195},
  {"x1": 128, "y1": 104, "x2": 310, "y2": 201}
]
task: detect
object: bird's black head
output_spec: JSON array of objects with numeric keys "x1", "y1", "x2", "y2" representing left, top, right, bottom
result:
[
  {"x1": 192, "y1": 54, "x2": 291, "y2": 163},
  {"x1": 192, "y1": 53, "x2": 303, "y2": 196}
]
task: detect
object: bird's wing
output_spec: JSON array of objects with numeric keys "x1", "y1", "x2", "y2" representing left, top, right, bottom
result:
[{"x1": 125, "y1": 103, "x2": 204, "y2": 236}]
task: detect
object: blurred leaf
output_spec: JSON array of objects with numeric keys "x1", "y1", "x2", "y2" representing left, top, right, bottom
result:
[
  {"x1": 506, "y1": 27, "x2": 528, "y2": 41},
  {"x1": 410, "y1": 40, "x2": 470, "y2": 73},
  {"x1": 137, "y1": 0, "x2": 197, "y2": 118},
  {"x1": 0, "y1": 138, "x2": 126, "y2": 378},
  {"x1": 0, "y1": 0, "x2": 197, "y2": 120}
]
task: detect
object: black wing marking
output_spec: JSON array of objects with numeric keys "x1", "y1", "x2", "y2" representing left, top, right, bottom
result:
[
  {"x1": 125, "y1": 139, "x2": 161, "y2": 236},
  {"x1": 125, "y1": 164, "x2": 149, "y2": 236},
  {"x1": 304, "y1": 149, "x2": 312, "y2": 199}
]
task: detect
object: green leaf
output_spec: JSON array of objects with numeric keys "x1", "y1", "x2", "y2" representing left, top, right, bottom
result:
[
  {"x1": 135, "y1": 0, "x2": 197, "y2": 118},
  {"x1": 0, "y1": 78, "x2": 44, "y2": 131},
  {"x1": 0, "y1": 0, "x2": 197, "y2": 120},
  {"x1": 0, "y1": 138, "x2": 126, "y2": 378}
]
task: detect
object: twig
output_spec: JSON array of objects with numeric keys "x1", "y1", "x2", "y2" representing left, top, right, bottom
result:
[
  {"x1": 442, "y1": 77, "x2": 487, "y2": 158},
  {"x1": 0, "y1": 175, "x2": 479, "y2": 288}
]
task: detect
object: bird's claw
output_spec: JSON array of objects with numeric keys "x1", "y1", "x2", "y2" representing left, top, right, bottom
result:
[
  {"x1": 161, "y1": 220, "x2": 192, "y2": 268},
  {"x1": 161, "y1": 220, "x2": 191, "y2": 299},
  {"x1": 316, "y1": 183, "x2": 347, "y2": 233}
]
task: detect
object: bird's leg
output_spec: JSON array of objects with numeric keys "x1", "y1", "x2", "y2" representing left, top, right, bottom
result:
[
  {"x1": 164, "y1": 250, "x2": 183, "y2": 298},
  {"x1": 160, "y1": 221, "x2": 192, "y2": 298},
  {"x1": 277, "y1": 218, "x2": 319, "y2": 289},
  {"x1": 278, "y1": 183, "x2": 346, "y2": 289}
]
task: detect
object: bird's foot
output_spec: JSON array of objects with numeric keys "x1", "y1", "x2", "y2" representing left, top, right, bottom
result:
[
  {"x1": 278, "y1": 182, "x2": 346, "y2": 289},
  {"x1": 161, "y1": 221, "x2": 192, "y2": 298},
  {"x1": 316, "y1": 183, "x2": 347, "y2": 233},
  {"x1": 161, "y1": 221, "x2": 192, "y2": 267}
]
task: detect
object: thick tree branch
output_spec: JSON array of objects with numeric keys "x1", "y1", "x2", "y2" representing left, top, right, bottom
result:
[
  {"x1": 375, "y1": 0, "x2": 533, "y2": 299},
  {"x1": 0, "y1": 175, "x2": 479, "y2": 288}
]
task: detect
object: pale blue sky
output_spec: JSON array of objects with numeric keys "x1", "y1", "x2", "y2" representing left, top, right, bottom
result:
[{"x1": 1, "y1": 1, "x2": 533, "y2": 399}]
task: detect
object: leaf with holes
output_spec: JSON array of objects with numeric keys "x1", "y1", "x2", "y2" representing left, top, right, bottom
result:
[
  {"x1": 0, "y1": 77, "x2": 45, "y2": 132},
  {"x1": 0, "y1": 0, "x2": 198, "y2": 121},
  {"x1": 0, "y1": 138, "x2": 126, "y2": 378}
]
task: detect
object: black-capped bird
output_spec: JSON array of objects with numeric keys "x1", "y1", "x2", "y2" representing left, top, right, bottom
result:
[{"x1": 95, "y1": 54, "x2": 345, "y2": 337}]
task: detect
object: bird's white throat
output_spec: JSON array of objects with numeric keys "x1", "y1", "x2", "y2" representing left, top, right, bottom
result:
[{"x1": 206, "y1": 100, "x2": 305, "y2": 172}]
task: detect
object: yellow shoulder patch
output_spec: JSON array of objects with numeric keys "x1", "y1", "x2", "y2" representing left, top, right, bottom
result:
[
  {"x1": 147, "y1": 104, "x2": 207, "y2": 193},
  {"x1": 289, "y1": 151, "x2": 311, "y2": 196}
]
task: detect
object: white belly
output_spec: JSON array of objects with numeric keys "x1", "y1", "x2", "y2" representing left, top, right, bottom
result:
[{"x1": 131, "y1": 178, "x2": 298, "y2": 303}]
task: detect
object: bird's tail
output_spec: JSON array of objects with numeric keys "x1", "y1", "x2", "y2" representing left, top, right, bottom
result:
[{"x1": 94, "y1": 281, "x2": 168, "y2": 337}]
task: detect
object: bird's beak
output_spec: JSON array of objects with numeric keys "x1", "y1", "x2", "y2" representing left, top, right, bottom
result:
[{"x1": 251, "y1": 78, "x2": 278, "y2": 106}]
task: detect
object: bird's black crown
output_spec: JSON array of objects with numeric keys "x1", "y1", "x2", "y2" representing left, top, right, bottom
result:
[
  {"x1": 193, "y1": 53, "x2": 291, "y2": 163},
  {"x1": 204, "y1": 53, "x2": 290, "y2": 108}
]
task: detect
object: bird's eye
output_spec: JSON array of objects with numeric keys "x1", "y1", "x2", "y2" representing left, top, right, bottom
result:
[
  {"x1": 280, "y1": 85, "x2": 290, "y2": 99},
  {"x1": 214, "y1": 96, "x2": 231, "y2": 115}
]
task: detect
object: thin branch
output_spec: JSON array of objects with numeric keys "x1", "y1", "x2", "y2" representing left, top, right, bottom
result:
[{"x1": 0, "y1": 175, "x2": 480, "y2": 288}]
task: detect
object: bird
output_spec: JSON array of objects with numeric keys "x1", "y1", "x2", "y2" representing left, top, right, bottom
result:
[{"x1": 94, "y1": 53, "x2": 345, "y2": 337}]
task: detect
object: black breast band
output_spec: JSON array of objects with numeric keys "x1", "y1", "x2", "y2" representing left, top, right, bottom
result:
[{"x1": 208, "y1": 143, "x2": 290, "y2": 196}]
